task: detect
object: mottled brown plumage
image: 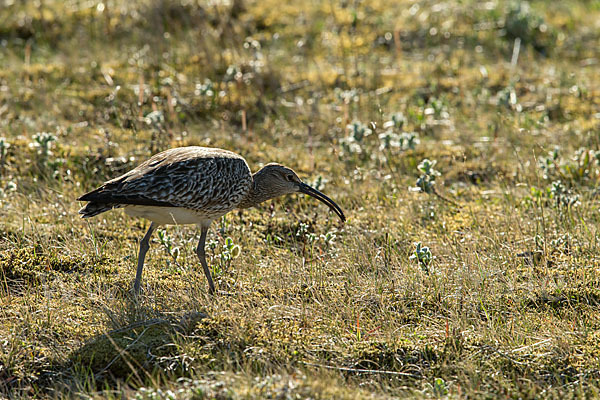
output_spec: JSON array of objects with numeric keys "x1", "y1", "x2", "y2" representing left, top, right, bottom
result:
[{"x1": 78, "y1": 146, "x2": 345, "y2": 294}]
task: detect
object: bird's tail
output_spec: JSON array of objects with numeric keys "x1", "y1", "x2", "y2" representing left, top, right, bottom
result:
[{"x1": 78, "y1": 202, "x2": 121, "y2": 218}]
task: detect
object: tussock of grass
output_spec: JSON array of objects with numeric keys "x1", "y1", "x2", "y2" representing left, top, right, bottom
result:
[{"x1": 0, "y1": 246, "x2": 103, "y2": 289}]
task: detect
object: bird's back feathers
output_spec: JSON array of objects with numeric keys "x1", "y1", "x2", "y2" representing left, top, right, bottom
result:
[{"x1": 78, "y1": 147, "x2": 253, "y2": 219}]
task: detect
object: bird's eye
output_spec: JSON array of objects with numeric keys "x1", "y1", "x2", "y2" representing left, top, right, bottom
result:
[{"x1": 286, "y1": 174, "x2": 294, "y2": 181}]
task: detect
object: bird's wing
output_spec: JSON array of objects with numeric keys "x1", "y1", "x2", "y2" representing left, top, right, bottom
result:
[{"x1": 78, "y1": 147, "x2": 253, "y2": 210}]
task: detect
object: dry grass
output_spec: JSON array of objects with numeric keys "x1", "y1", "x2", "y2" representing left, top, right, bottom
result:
[{"x1": 1, "y1": 0, "x2": 600, "y2": 398}]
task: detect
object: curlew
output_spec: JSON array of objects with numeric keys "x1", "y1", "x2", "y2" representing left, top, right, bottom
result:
[{"x1": 78, "y1": 146, "x2": 345, "y2": 294}]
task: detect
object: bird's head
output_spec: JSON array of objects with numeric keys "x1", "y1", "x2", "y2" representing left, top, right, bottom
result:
[{"x1": 253, "y1": 163, "x2": 346, "y2": 222}]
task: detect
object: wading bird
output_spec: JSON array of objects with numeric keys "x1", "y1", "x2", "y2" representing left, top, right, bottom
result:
[{"x1": 78, "y1": 146, "x2": 346, "y2": 294}]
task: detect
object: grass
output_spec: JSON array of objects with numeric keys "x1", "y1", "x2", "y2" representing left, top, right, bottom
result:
[{"x1": 1, "y1": 0, "x2": 600, "y2": 398}]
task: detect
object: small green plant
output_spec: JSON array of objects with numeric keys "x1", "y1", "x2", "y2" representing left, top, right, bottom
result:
[
  {"x1": 415, "y1": 159, "x2": 441, "y2": 194},
  {"x1": 549, "y1": 180, "x2": 580, "y2": 209},
  {"x1": 0, "y1": 137, "x2": 9, "y2": 158},
  {"x1": 340, "y1": 121, "x2": 373, "y2": 157},
  {"x1": 144, "y1": 110, "x2": 165, "y2": 127},
  {"x1": 219, "y1": 237, "x2": 241, "y2": 269},
  {"x1": 29, "y1": 132, "x2": 65, "y2": 179},
  {"x1": 410, "y1": 242, "x2": 433, "y2": 274},
  {"x1": 319, "y1": 230, "x2": 338, "y2": 257},
  {"x1": 319, "y1": 231, "x2": 337, "y2": 246},
  {"x1": 413, "y1": 158, "x2": 460, "y2": 206},
  {"x1": 565, "y1": 147, "x2": 595, "y2": 181},
  {"x1": 296, "y1": 222, "x2": 309, "y2": 238},
  {"x1": 207, "y1": 238, "x2": 219, "y2": 254},
  {"x1": 504, "y1": 1, "x2": 555, "y2": 51},
  {"x1": 311, "y1": 175, "x2": 325, "y2": 191},
  {"x1": 346, "y1": 121, "x2": 372, "y2": 142},
  {"x1": 157, "y1": 229, "x2": 181, "y2": 269},
  {"x1": 30, "y1": 132, "x2": 56, "y2": 160},
  {"x1": 538, "y1": 147, "x2": 560, "y2": 179},
  {"x1": 431, "y1": 377, "x2": 449, "y2": 397},
  {"x1": 426, "y1": 97, "x2": 449, "y2": 120},
  {"x1": 334, "y1": 87, "x2": 359, "y2": 105},
  {"x1": 524, "y1": 180, "x2": 580, "y2": 211},
  {"x1": 497, "y1": 85, "x2": 521, "y2": 112},
  {"x1": 378, "y1": 131, "x2": 419, "y2": 151},
  {"x1": 0, "y1": 180, "x2": 17, "y2": 202},
  {"x1": 194, "y1": 79, "x2": 215, "y2": 97},
  {"x1": 549, "y1": 233, "x2": 574, "y2": 254},
  {"x1": 264, "y1": 233, "x2": 283, "y2": 246},
  {"x1": 401, "y1": 132, "x2": 419, "y2": 150},
  {"x1": 296, "y1": 222, "x2": 317, "y2": 244},
  {"x1": 382, "y1": 112, "x2": 406, "y2": 130},
  {"x1": 224, "y1": 64, "x2": 242, "y2": 82},
  {"x1": 0, "y1": 137, "x2": 9, "y2": 174},
  {"x1": 537, "y1": 147, "x2": 599, "y2": 184},
  {"x1": 207, "y1": 236, "x2": 241, "y2": 280}
]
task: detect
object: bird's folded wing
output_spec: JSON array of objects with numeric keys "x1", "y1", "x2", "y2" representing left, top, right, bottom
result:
[{"x1": 78, "y1": 149, "x2": 252, "y2": 211}]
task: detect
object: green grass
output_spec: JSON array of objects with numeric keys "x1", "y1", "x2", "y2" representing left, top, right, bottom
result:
[{"x1": 1, "y1": 0, "x2": 600, "y2": 398}]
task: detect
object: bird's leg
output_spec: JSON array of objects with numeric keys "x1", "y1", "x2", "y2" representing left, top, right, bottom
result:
[
  {"x1": 134, "y1": 222, "x2": 157, "y2": 294},
  {"x1": 195, "y1": 226, "x2": 215, "y2": 294}
]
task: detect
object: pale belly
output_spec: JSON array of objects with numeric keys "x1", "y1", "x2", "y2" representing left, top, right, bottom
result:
[{"x1": 124, "y1": 205, "x2": 220, "y2": 225}]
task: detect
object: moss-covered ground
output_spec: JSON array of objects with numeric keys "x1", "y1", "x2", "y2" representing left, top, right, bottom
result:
[{"x1": 1, "y1": 0, "x2": 600, "y2": 398}]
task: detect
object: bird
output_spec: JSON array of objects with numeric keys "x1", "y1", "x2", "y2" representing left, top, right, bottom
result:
[{"x1": 77, "y1": 146, "x2": 346, "y2": 294}]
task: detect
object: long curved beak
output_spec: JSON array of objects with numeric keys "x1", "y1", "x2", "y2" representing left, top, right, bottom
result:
[{"x1": 298, "y1": 182, "x2": 346, "y2": 222}]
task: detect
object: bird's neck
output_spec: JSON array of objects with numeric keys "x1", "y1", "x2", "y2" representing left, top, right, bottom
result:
[{"x1": 237, "y1": 171, "x2": 275, "y2": 209}]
